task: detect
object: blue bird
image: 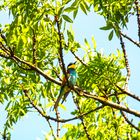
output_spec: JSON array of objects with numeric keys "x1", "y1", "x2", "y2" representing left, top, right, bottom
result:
[{"x1": 53, "y1": 62, "x2": 77, "y2": 110}]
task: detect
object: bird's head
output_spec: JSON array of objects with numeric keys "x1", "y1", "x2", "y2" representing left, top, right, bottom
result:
[{"x1": 67, "y1": 62, "x2": 76, "y2": 69}]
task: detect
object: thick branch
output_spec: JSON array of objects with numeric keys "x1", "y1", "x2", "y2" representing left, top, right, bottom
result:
[
  {"x1": 0, "y1": 40, "x2": 61, "y2": 85},
  {"x1": 74, "y1": 87, "x2": 140, "y2": 118},
  {"x1": 11, "y1": 55, "x2": 61, "y2": 85},
  {"x1": 0, "y1": 53, "x2": 10, "y2": 59}
]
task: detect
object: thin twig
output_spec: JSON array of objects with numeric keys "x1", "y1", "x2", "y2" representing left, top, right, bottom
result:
[
  {"x1": 46, "y1": 119, "x2": 56, "y2": 139},
  {"x1": 23, "y1": 89, "x2": 47, "y2": 116},
  {"x1": 115, "y1": 92, "x2": 140, "y2": 131},
  {"x1": 0, "y1": 30, "x2": 7, "y2": 44},
  {"x1": 73, "y1": 95, "x2": 92, "y2": 140},
  {"x1": 0, "y1": 41, "x2": 61, "y2": 85},
  {"x1": 135, "y1": 0, "x2": 140, "y2": 42},
  {"x1": 32, "y1": 29, "x2": 37, "y2": 65},
  {"x1": 24, "y1": 88, "x2": 56, "y2": 138},
  {"x1": 71, "y1": 50, "x2": 98, "y2": 75},
  {"x1": 0, "y1": 42, "x2": 10, "y2": 54},
  {"x1": 119, "y1": 33, "x2": 131, "y2": 89},
  {"x1": 71, "y1": 51, "x2": 87, "y2": 66},
  {"x1": 55, "y1": 15, "x2": 68, "y2": 83},
  {"x1": 0, "y1": 31, "x2": 14, "y2": 56},
  {"x1": 116, "y1": 85, "x2": 140, "y2": 102},
  {"x1": 120, "y1": 32, "x2": 140, "y2": 48},
  {"x1": 51, "y1": 66, "x2": 62, "y2": 81}
]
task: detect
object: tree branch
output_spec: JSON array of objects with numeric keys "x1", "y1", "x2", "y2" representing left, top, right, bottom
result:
[
  {"x1": 116, "y1": 85, "x2": 140, "y2": 102},
  {"x1": 120, "y1": 32, "x2": 140, "y2": 48},
  {"x1": 73, "y1": 95, "x2": 92, "y2": 140},
  {"x1": 0, "y1": 30, "x2": 7, "y2": 45},
  {"x1": 135, "y1": 0, "x2": 140, "y2": 42},
  {"x1": 115, "y1": 91, "x2": 140, "y2": 131},
  {"x1": 0, "y1": 52, "x2": 10, "y2": 59},
  {"x1": 71, "y1": 50, "x2": 87, "y2": 67},
  {"x1": 11, "y1": 55, "x2": 61, "y2": 85},
  {"x1": 0, "y1": 40, "x2": 61, "y2": 85},
  {"x1": 23, "y1": 88, "x2": 104, "y2": 124},
  {"x1": 55, "y1": 109, "x2": 60, "y2": 138},
  {"x1": 32, "y1": 29, "x2": 37, "y2": 65},
  {"x1": 46, "y1": 119, "x2": 56, "y2": 139},
  {"x1": 55, "y1": 15, "x2": 68, "y2": 83},
  {"x1": 74, "y1": 87, "x2": 140, "y2": 118},
  {"x1": 119, "y1": 33, "x2": 131, "y2": 89}
]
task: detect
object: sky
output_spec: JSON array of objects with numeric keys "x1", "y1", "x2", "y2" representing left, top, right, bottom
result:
[{"x1": 0, "y1": 4, "x2": 140, "y2": 140}]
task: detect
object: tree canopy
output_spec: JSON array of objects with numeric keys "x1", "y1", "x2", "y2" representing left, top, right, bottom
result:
[{"x1": 0, "y1": 0, "x2": 140, "y2": 139}]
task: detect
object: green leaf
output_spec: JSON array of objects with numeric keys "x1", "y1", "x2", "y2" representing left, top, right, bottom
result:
[
  {"x1": 84, "y1": 38, "x2": 90, "y2": 48},
  {"x1": 4, "y1": 77, "x2": 10, "y2": 84},
  {"x1": 108, "y1": 30, "x2": 114, "y2": 41},
  {"x1": 62, "y1": 15, "x2": 73, "y2": 23},
  {"x1": 58, "y1": 6, "x2": 65, "y2": 16},
  {"x1": 73, "y1": 9, "x2": 78, "y2": 19},
  {"x1": 67, "y1": 30, "x2": 74, "y2": 42},
  {"x1": 91, "y1": 36, "x2": 97, "y2": 50},
  {"x1": 100, "y1": 25, "x2": 112, "y2": 30},
  {"x1": 64, "y1": 7, "x2": 76, "y2": 13},
  {"x1": 80, "y1": 3, "x2": 87, "y2": 15}
]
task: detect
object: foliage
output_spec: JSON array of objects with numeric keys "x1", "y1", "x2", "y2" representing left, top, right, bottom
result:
[{"x1": 0, "y1": 0, "x2": 140, "y2": 140}]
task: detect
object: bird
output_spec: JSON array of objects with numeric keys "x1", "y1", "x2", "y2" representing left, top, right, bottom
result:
[{"x1": 53, "y1": 62, "x2": 77, "y2": 110}]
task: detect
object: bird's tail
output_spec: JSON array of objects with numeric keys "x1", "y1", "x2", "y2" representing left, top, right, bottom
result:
[
  {"x1": 53, "y1": 95, "x2": 61, "y2": 110},
  {"x1": 61, "y1": 91, "x2": 70, "y2": 104},
  {"x1": 53, "y1": 86, "x2": 71, "y2": 110},
  {"x1": 53, "y1": 86, "x2": 65, "y2": 110}
]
